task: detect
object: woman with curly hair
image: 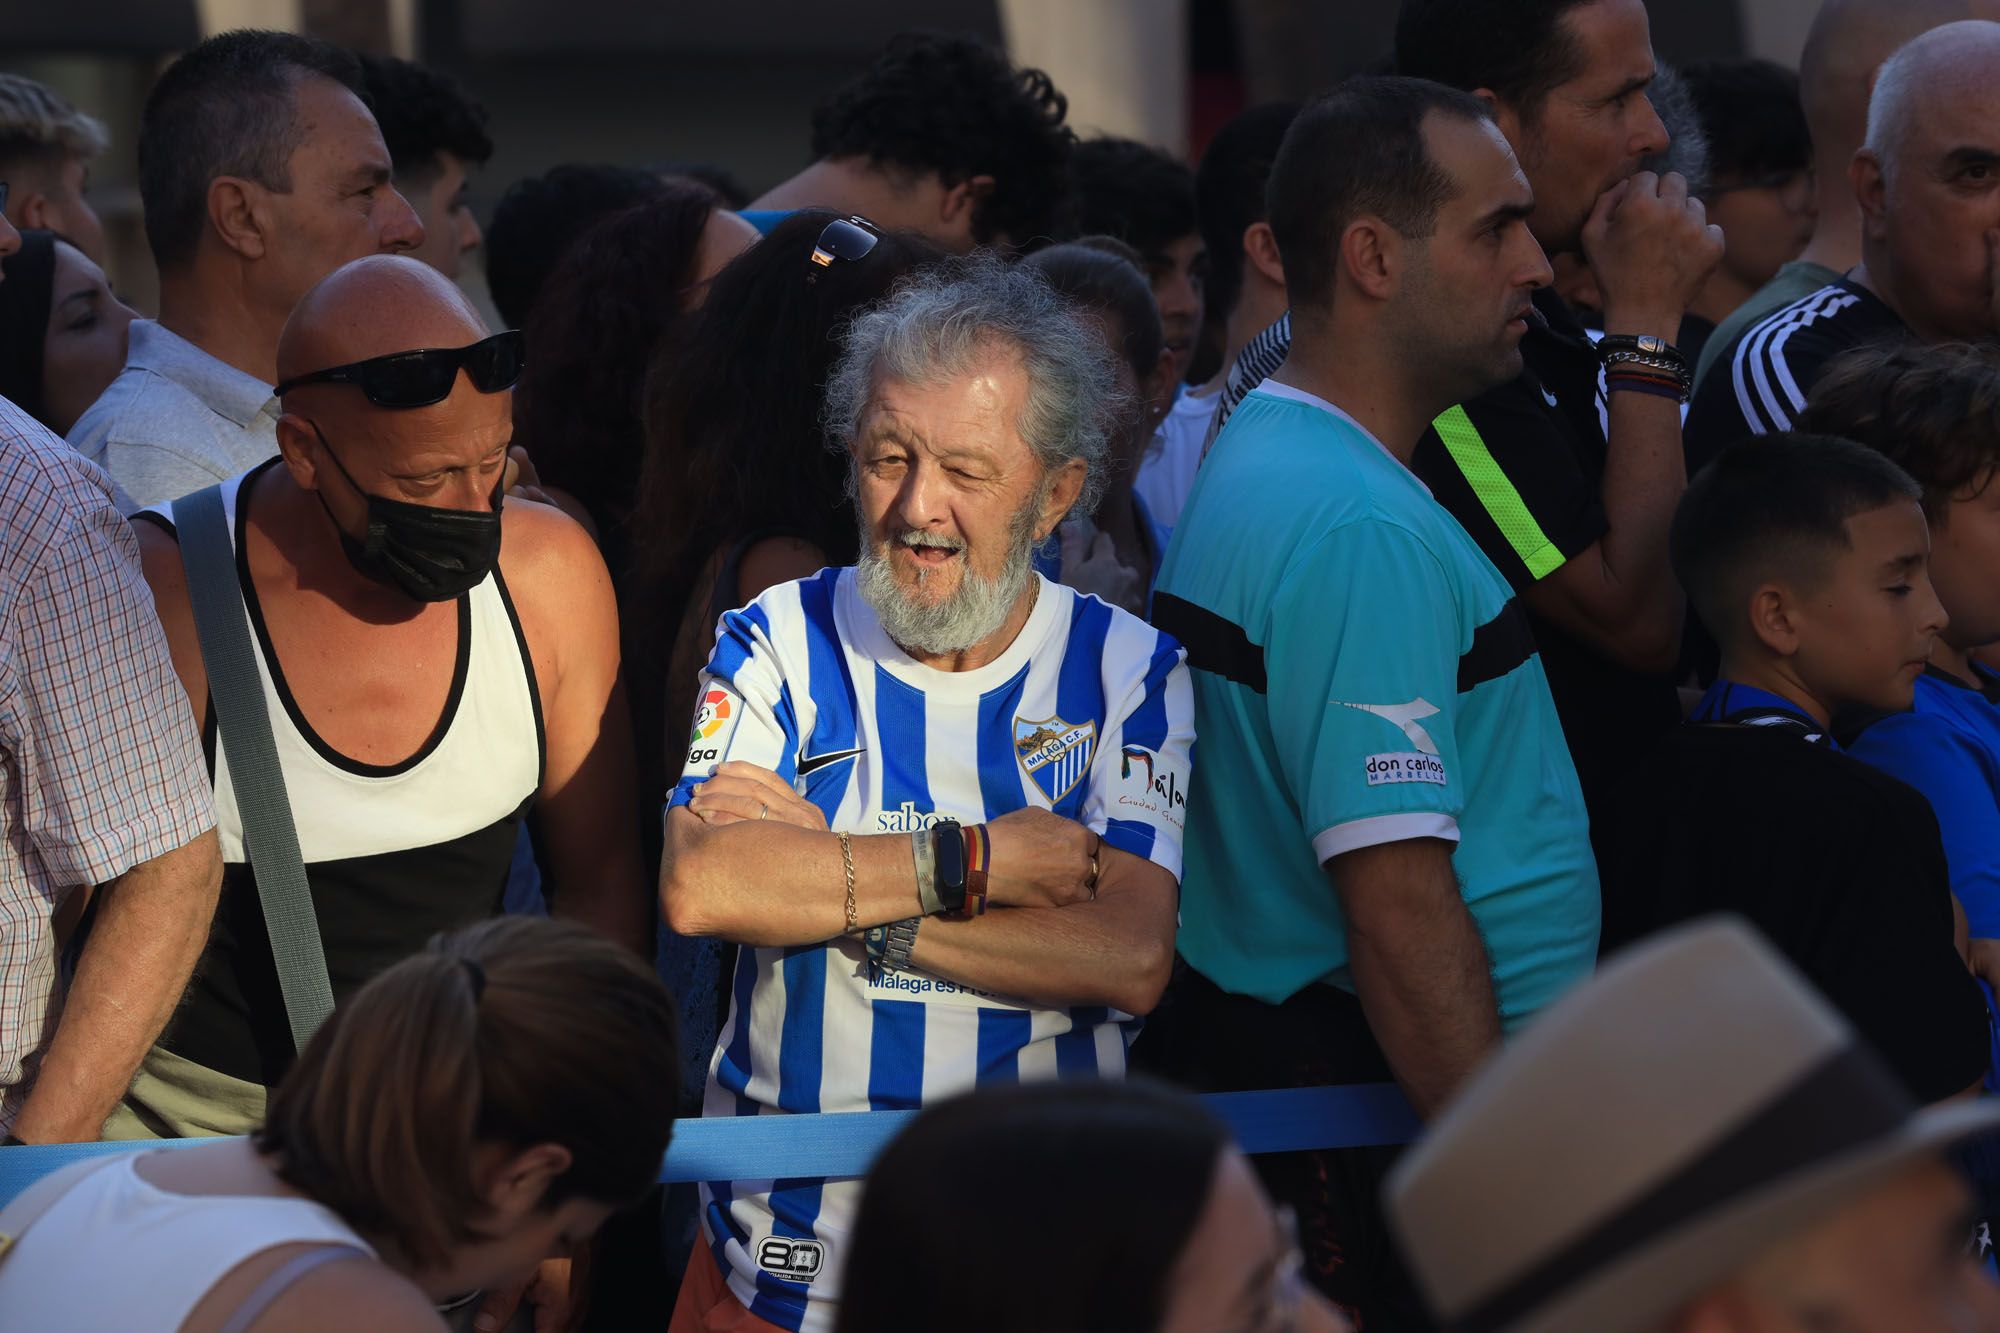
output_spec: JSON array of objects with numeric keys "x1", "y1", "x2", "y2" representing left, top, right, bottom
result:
[{"x1": 510, "y1": 181, "x2": 757, "y2": 576}]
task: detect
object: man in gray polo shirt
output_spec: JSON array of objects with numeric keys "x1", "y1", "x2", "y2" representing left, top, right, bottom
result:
[{"x1": 68, "y1": 30, "x2": 421, "y2": 510}]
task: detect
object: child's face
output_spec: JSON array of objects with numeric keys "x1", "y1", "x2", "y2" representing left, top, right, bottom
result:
[
  {"x1": 1789, "y1": 500, "x2": 1949, "y2": 713},
  {"x1": 1931, "y1": 475, "x2": 2000, "y2": 653}
]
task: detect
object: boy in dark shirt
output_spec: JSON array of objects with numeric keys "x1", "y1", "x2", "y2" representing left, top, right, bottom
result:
[
  {"x1": 1601, "y1": 432, "x2": 1988, "y2": 1104},
  {"x1": 1799, "y1": 345, "x2": 2000, "y2": 955}
]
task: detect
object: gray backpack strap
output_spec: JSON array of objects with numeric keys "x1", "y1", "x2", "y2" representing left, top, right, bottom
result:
[{"x1": 175, "y1": 484, "x2": 336, "y2": 1052}]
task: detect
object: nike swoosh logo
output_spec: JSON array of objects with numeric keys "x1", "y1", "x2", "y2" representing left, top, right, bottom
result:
[{"x1": 797, "y1": 747, "x2": 865, "y2": 776}]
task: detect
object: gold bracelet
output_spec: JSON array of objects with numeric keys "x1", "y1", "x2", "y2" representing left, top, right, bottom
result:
[{"x1": 839, "y1": 832, "x2": 858, "y2": 935}]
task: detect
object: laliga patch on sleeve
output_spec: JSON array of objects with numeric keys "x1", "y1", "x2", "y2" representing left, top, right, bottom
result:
[
  {"x1": 1365, "y1": 752, "x2": 1447, "y2": 787},
  {"x1": 684, "y1": 684, "x2": 742, "y2": 771}
]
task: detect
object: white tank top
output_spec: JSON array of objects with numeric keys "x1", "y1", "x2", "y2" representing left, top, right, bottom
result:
[
  {"x1": 0, "y1": 1154, "x2": 375, "y2": 1328},
  {"x1": 185, "y1": 460, "x2": 544, "y2": 869},
  {"x1": 148, "y1": 460, "x2": 544, "y2": 1086}
]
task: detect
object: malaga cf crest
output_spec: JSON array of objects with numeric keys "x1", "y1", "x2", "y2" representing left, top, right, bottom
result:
[{"x1": 1013, "y1": 714, "x2": 1096, "y2": 804}]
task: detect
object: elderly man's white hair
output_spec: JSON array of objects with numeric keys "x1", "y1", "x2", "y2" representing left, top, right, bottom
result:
[
  {"x1": 824, "y1": 254, "x2": 1124, "y2": 522},
  {"x1": 1864, "y1": 19, "x2": 2000, "y2": 180}
]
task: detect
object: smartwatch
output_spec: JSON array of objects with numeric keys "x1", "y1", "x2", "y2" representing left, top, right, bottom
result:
[{"x1": 930, "y1": 819, "x2": 971, "y2": 916}]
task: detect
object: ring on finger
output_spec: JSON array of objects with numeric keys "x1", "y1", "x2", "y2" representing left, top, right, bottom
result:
[{"x1": 759, "y1": 803, "x2": 769, "y2": 820}]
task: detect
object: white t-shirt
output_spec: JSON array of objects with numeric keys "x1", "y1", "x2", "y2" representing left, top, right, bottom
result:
[{"x1": 1134, "y1": 384, "x2": 1219, "y2": 530}]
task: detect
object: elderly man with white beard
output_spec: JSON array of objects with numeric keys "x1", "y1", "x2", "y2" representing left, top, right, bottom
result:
[{"x1": 656, "y1": 258, "x2": 1196, "y2": 1333}]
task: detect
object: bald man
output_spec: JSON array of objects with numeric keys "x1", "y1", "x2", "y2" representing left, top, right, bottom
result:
[
  {"x1": 1693, "y1": 0, "x2": 2000, "y2": 389},
  {"x1": 114, "y1": 256, "x2": 647, "y2": 1146},
  {"x1": 1686, "y1": 20, "x2": 2000, "y2": 468}
]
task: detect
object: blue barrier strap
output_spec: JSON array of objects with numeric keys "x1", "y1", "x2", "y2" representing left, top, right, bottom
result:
[
  {"x1": 0, "y1": 1082, "x2": 1416, "y2": 1206},
  {"x1": 1206, "y1": 1084, "x2": 1421, "y2": 1155}
]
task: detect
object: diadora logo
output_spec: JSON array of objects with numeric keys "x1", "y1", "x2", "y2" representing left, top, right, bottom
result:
[
  {"x1": 1340, "y1": 698, "x2": 1442, "y2": 755},
  {"x1": 875, "y1": 800, "x2": 942, "y2": 832},
  {"x1": 756, "y1": 1237, "x2": 826, "y2": 1281},
  {"x1": 1015, "y1": 714, "x2": 1096, "y2": 803},
  {"x1": 685, "y1": 686, "x2": 740, "y2": 768}
]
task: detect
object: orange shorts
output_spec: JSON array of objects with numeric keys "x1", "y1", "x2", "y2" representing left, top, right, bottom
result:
[{"x1": 667, "y1": 1243, "x2": 790, "y2": 1333}]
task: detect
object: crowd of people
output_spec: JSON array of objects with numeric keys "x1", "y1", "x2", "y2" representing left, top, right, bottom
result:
[{"x1": 3, "y1": 1, "x2": 2000, "y2": 1329}]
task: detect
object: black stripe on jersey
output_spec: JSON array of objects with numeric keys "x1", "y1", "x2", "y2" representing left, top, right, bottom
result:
[
  {"x1": 1457, "y1": 598, "x2": 1537, "y2": 693},
  {"x1": 1152, "y1": 593, "x2": 1267, "y2": 693}
]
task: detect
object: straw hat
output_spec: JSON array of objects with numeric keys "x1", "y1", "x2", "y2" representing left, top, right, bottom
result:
[{"x1": 1386, "y1": 916, "x2": 2000, "y2": 1333}]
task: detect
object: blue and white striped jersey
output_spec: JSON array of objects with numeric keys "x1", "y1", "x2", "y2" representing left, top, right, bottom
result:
[{"x1": 667, "y1": 566, "x2": 1194, "y2": 1332}]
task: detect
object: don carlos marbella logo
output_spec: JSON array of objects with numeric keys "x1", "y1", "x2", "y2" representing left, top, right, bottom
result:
[{"x1": 1014, "y1": 714, "x2": 1095, "y2": 803}]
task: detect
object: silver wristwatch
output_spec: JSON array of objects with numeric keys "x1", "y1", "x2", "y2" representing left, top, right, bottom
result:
[{"x1": 875, "y1": 917, "x2": 921, "y2": 973}]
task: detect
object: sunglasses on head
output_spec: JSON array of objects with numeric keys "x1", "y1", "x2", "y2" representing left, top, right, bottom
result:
[
  {"x1": 807, "y1": 216, "x2": 880, "y2": 284},
  {"x1": 273, "y1": 330, "x2": 525, "y2": 409}
]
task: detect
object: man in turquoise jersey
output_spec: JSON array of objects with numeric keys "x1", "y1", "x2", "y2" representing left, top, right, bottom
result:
[{"x1": 1143, "y1": 76, "x2": 1599, "y2": 1326}]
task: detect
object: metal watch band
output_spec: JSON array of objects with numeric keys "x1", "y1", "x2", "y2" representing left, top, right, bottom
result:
[
  {"x1": 874, "y1": 917, "x2": 920, "y2": 973},
  {"x1": 1603, "y1": 349, "x2": 1687, "y2": 375}
]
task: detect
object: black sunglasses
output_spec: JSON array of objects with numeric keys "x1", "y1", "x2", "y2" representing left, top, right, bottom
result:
[
  {"x1": 273, "y1": 330, "x2": 525, "y2": 408},
  {"x1": 807, "y1": 217, "x2": 880, "y2": 284}
]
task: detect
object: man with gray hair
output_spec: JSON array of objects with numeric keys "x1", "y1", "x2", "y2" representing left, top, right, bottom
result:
[
  {"x1": 0, "y1": 73, "x2": 110, "y2": 262},
  {"x1": 1693, "y1": 0, "x2": 2000, "y2": 390},
  {"x1": 67, "y1": 30, "x2": 422, "y2": 510},
  {"x1": 1685, "y1": 19, "x2": 2000, "y2": 468},
  {"x1": 657, "y1": 255, "x2": 1194, "y2": 1333}
]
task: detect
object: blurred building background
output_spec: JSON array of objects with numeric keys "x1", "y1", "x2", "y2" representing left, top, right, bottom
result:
[{"x1": 1, "y1": 0, "x2": 1817, "y2": 320}]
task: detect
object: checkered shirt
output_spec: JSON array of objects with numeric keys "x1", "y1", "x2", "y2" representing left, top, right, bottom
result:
[{"x1": 0, "y1": 396, "x2": 215, "y2": 1129}]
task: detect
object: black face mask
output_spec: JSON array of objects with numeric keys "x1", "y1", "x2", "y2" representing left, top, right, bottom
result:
[{"x1": 310, "y1": 423, "x2": 503, "y2": 602}]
